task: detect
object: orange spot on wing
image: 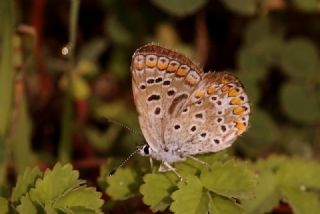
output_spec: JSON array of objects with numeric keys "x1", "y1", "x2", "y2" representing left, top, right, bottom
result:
[
  {"x1": 207, "y1": 86, "x2": 216, "y2": 95},
  {"x1": 235, "y1": 120, "x2": 246, "y2": 134},
  {"x1": 176, "y1": 66, "x2": 189, "y2": 77},
  {"x1": 230, "y1": 97, "x2": 241, "y2": 105},
  {"x1": 167, "y1": 61, "x2": 179, "y2": 73},
  {"x1": 195, "y1": 90, "x2": 205, "y2": 98},
  {"x1": 233, "y1": 106, "x2": 244, "y2": 115},
  {"x1": 228, "y1": 89, "x2": 238, "y2": 97}
]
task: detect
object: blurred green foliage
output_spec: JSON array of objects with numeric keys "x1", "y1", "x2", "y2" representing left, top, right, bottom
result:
[{"x1": 0, "y1": 0, "x2": 320, "y2": 213}]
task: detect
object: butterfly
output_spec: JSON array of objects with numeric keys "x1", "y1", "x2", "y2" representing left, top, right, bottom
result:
[{"x1": 131, "y1": 43, "x2": 250, "y2": 171}]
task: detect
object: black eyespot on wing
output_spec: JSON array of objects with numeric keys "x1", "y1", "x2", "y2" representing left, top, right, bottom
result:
[
  {"x1": 220, "y1": 125, "x2": 227, "y2": 132},
  {"x1": 200, "y1": 132, "x2": 207, "y2": 138},
  {"x1": 190, "y1": 126, "x2": 197, "y2": 132},
  {"x1": 154, "y1": 107, "x2": 161, "y2": 115},
  {"x1": 148, "y1": 94, "x2": 161, "y2": 102},
  {"x1": 217, "y1": 101, "x2": 222, "y2": 105},
  {"x1": 140, "y1": 84, "x2": 146, "y2": 90},
  {"x1": 147, "y1": 78, "x2": 155, "y2": 84},
  {"x1": 174, "y1": 124, "x2": 181, "y2": 130},
  {"x1": 167, "y1": 90, "x2": 175, "y2": 96},
  {"x1": 195, "y1": 113, "x2": 203, "y2": 119},
  {"x1": 163, "y1": 80, "x2": 171, "y2": 85},
  {"x1": 217, "y1": 118, "x2": 223, "y2": 123},
  {"x1": 214, "y1": 139, "x2": 220, "y2": 144},
  {"x1": 155, "y1": 77, "x2": 163, "y2": 83}
]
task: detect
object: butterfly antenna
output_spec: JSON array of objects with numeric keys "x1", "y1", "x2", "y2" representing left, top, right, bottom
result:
[
  {"x1": 105, "y1": 118, "x2": 142, "y2": 136},
  {"x1": 109, "y1": 146, "x2": 142, "y2": 176}
]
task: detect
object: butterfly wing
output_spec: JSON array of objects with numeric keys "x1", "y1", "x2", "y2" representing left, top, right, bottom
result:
[
  {"x1": 163, "y1": 72, "x2": 250, "y2": 155},
  {"x1": 131, "y1": 44, "x2": 203, "y2": 153}
]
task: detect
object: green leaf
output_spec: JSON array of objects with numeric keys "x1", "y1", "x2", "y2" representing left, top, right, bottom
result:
[
  {"x1": 209, "y1": 194, "x2": 242, "y2": 214},
  {"x1": 151, "y1": 0, "x2": 208, "y2": 17},
  {"x1": 86, "y1": 125, "x2": 121, "y2": 151},
  {"x1": 53, "y1": 186, "x2": 103, "y2": 212},
  {"x1": 279, "y1": 38, "x2": 319, "y2": 80},
  {"x1": 140, "y1": 173, "x2": 178, "y2": 212},
  {"x1": 12, "y1": 167, "x2": 42, "y2": 204},
  {"x1": 221, "y1": 0, "x2": 256, "y2": 15},
  {"x1": 16, "y1": 194, "x2": 38, "y2": 214},
  {"x1": 243, "y1": 109, "x2": 279, "y2": 146},
  {"x1": 292, "y1": 0, "x2": 319, "y2": 11},
  {"x1": 170, "y1": 176, "x2": 209, "y2": 214},
  {"x1": 242, "y1": 171, "x2": 281, "y2": 214},
  {"x1": 281, "y1": 83, "x2": 320, "y2": 123},
  {"x1": 29, "y1": 163, "x2": 84, "y2": 205},
  {"x1": 200, "y1": 160, "x2": 257, "y2": 199},
  {"x1": 243, "y1": 17, "x2": 284, "y2": 66},
  {"x1": 255, "y1": 155, "x2": 288, "y2": 172},
  {"x1": 237, "y1": 48, "x2": 268, "y2": 80},
  {"x1": 0, "y1": 197, "x2": 9, "y2": 214},
  {"x1": 236, "y1": 71, "x2": 261, "y2": 104},
  {"x1": 106, "y1": 167, "x2": 142, "y2": 200},
  {"x1": 282, "y1": 187, "x2": 320, "y2": 214},
  {"x1": 277, "y1": 158, "x2": 320, "y2": 189}
]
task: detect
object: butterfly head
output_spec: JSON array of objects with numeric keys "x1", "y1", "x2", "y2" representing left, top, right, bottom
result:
[{"x1": 138, "y1": 144, "x2": 152, "y2": 156}]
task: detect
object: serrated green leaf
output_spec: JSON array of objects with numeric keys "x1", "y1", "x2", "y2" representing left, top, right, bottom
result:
[
  {"x1": 282, "y1": 187, "x2": 320, "y2": 214},
  {"x1": 277, "y1": 158, "x2": 320, "y2": 189},
  {"x1": 279, "y1": 38, "x2": 319, "y2": 80},
  {"x1": 140, "y1": 173, "x2": 178, "y2": 212},
  {"x1": 151, "y1": 0, "x2": 208, "y2": 17},
  {"x1": 29, "y1": 163, "x2": 84, "y2": 205},
  {"x1": 16, "y1": 194, "x2": 38, "y2": 214},
  {"x1": 200, "y1": 160, "x2": 257, "y2": 199},
  {"x1": 221, "y1": 0, "x2": 256, "y2": 15},
  {"x1": 53, "y1": 186, "x2": 103, "y2": 212},
  {"x1": 12, "y1": 167, "x2": 42, "y2": 204},
  {"x1": 175, "y1": 152, "x2": 230, "y2": 177},
  {"x1": 209, "y1": 194, "x2": 242, "y2": 214},
  {"x1": 0, "y1": 197, "x2": 9, "y2": 214},
  {"x1": 255, "y1": 155, "x2": 288, "y2": 172},
  {"x1": 281, "y1": 83, "x2": 320, "y2": 123},
  {"x1": 242, "y1": 171, "x2": 280, "y2": 214},
  {"x1": 106, "y1": 167, "x2": 142, "y2": 200},
  {"x1": 98, "y1": 158, "x2": 122, "y2": 190},
  {"x1": 171, "y1": 176, "x2": 209, "y2": 214}
]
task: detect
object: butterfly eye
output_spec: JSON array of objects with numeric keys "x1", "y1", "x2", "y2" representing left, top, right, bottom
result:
[{"x1": 140, "y1": 144, "x2": 151, "y2": 156}]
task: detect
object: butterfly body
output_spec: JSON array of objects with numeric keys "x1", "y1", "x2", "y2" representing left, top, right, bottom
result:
[{"x1": 131, "y1": 44, "x2": 250, "y2": 166}]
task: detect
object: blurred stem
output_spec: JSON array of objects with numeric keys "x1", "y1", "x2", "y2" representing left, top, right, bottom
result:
[
  {"x1": 58, "y1": 0, "x2": 80, "y2": 163},
  {"x1": 0, "y1": 0, "x2": 15, "y2": 187}
]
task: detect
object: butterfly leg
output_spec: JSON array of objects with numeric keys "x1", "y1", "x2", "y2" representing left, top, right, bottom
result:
[
  {"x1": 187, "y1": 155, "x2": 210, "y2": 169},
  {"x1": 160, "y1": 162, "x2": 183, "y2": 180},
  {"x1": 149, "y1": 157, "x2": 154, "y2": 169}
]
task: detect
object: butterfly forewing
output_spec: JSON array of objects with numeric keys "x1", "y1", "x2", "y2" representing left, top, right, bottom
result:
[{"x1": 131, "y1": 44, "x2": 203, "y2": 153}]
